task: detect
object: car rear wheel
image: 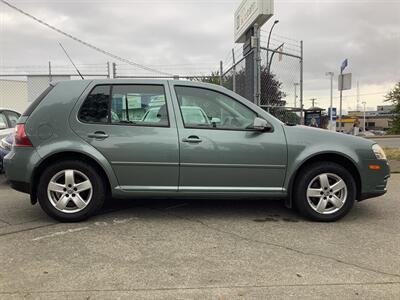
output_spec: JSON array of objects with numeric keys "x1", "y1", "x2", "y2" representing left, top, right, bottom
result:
[
  {"x1": 37, "y1": 160, "x2": 105, "y2": 222},
  {"x1": 294, "y1": 162, "x2": 356, "y2": 222}
]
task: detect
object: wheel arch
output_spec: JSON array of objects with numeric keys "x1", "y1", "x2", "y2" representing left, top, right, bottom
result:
[
  {"x1": 286, "y1": 152, "x2": 361, "y2": 208},
  {"x1": 30, "y1": 151, "x2": 113, "y2": 205}
]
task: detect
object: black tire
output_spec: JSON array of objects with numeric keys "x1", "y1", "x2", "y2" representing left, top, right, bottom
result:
[
  {"x1": 293, "y1": 162, "x2": 356, "y2": 222},
  {"x1": 37, "y1": 160, "x2": 106, "y2": 222}
]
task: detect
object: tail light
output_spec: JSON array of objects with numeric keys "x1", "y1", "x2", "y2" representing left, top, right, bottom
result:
[{"x1": 14, "y1": 124, "x2": 33, "y2": 147}]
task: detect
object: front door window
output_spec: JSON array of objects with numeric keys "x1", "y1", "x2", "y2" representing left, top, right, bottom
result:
[{"x1": 174, "y1": 86, "x2": 257, "y2": 130}]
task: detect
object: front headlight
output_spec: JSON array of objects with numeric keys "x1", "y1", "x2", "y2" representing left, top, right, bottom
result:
[{"x1": 372, "y1": 144, "x2": 387, "y2": 160}]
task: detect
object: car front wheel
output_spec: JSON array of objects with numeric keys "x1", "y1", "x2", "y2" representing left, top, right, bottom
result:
[
  {"x1": 294, "y1": 162, "x2": 356, "y2": 222},
  {"x1": 37, "y1": 160, "x2": 106, "y2": 222}
]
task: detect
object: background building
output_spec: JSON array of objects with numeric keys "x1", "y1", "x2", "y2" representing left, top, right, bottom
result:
[{"x1": 348, "y1": 104, "x2": 396, "y2": 131}]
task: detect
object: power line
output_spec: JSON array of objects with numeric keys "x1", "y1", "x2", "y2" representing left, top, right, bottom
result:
[{"x1": 0, "y1": 0, "x2": 172, "y2": 76}]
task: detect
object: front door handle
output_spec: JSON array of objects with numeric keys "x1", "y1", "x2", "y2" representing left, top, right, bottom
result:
[
  {"x1": 182, "y1": 135, "x2": 202, "y2": 143},
  {"x1": 88, "y1": 131, "x2": 109, "y2": 140}
]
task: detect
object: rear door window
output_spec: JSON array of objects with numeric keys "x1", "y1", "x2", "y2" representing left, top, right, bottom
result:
[{"x1": 111, "y1": 85, "x2": 168, "y2": 127}]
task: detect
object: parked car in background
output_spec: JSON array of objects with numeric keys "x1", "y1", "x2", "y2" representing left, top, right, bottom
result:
[
  {"x1": 4, "y1": 80, "x2": 390, "y2": 222},
  {"x1": 142, "y1": 106, "x2": 215, "y2": 127},
  {"x1": 0, "y1": 134, "x2": 14, "y2": 173},
  {"x1": 0, "y1": 109, "x2": 20, "y2": 140}
]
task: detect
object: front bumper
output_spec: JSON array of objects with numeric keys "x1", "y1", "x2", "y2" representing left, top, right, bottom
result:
[{"x1": 359, "y1": 159, "x2": 390, "y2": 201}]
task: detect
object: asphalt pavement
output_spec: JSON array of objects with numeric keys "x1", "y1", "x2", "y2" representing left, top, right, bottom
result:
[
  {"x1": 373, "y1": 137, "x2": 400, "y2": 148},
  {"x1": 0, "y1": 174, "x2": 400, "y2": 299}
]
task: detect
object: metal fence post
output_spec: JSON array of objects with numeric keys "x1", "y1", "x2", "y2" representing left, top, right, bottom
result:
[
  {"x1": 232, "y1": 48, "x2": 236, "y2": 93},
  {"x1": 253, "y1": 23, "x2": 261, "y2": 105},
  {"x1": 112, "y1": 62, "x2": 117, "y2": 79},
  {"x1": 300, "y1": 40, "x2": 304, "y2": 124},
  {"x1": 48, "y1": 61, "x2": 52, "y2": 83},
  {"x1": 256, "y1": 25, "x2": 261, "y2": 106},
  {"x1": 219, "y1": 61, "x2": 223, "y2": 86}
]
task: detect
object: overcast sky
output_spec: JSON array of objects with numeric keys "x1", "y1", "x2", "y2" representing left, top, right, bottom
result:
[{"x1": 1, "y1": 0, "x2": 399, "y2": 111}]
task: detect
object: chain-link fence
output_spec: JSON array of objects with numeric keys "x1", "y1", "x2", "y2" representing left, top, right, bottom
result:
[
  {"x1": 0, "y1": 63, "x2": 219, "y2": 113},
  {"x1": 221, "y1": 33, "x2": 303, "y2": 124},
  {"x1": 0, "y1": 63, "x2": 109, "y2": 113}
]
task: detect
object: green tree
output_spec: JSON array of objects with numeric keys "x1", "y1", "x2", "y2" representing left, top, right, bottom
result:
[
  {"x1": 196, "y1": 66, "x2": 288, "y2": 120},
  {"x1": 192, "y1": 71, "x2": 221, "y2": 85},
  {"x1": 385, "y1": 81, "x2": 400, "y2": 134}
]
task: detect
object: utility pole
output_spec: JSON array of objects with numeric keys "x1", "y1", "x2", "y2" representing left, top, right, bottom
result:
[
  {"x1": 357, "y1": 81, "x2": 360, "y2": 111},
  {"x1": 310, "y1": 98, "x2": 317, "y2": 108},
  {"x1": 300, "y1": 41, "x2": 304, "y2": 124},
  {"x1": 339, "y1": 59, "x2": 348, "y2": 132},
  {"x1": 326, "y1": 72, "x2": 334, "y2": 131},
  {"x1": 219, "y1": 61, "x2": 223, "y2": 86},
  {"x1": 362, "y1": 101, "x2": 367, "y2": 132}
]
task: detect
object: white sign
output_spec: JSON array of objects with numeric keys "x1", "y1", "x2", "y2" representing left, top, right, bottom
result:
[
  {"x1": 338, "y1": 73, "x2": 352, "y2": 91},
  {"x1": 234, "y1": 0, "x2": 274, "y2": 43}
]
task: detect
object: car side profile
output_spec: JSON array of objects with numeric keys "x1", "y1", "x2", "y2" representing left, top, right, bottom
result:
[{"x1": 4, "y1": 80, "x2": 390, "y2": 222}]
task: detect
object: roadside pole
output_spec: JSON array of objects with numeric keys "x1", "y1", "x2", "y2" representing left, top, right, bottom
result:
[
  {"x1": 326, "y1": 72, "x2": 334, "y2": 131},
  {"x1": 338, "y1": 59, "x2": 349, "y2": 132},
  {"x1": 232, "y1": 48, "x2": 236, "y2": 93},
  {"x1": 300, "y1": 40, "x2": 304, "y2": 124},
  {"x1": 219, "y1": 61, "x2": 223, "y2": 86},
  {"x1": 339, "y1": 70, "x2": 343, "y2": 131}
]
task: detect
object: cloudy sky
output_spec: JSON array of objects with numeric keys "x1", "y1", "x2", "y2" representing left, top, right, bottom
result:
[{"x1": 1, "y1": 0, "x2": 399, "y2": 111}]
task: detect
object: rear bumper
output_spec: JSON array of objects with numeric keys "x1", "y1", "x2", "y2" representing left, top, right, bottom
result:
[
  {"x1": 9, "y1": 180, "x2": 31, "y2": 194},
  {"x1": 4, "y1": 148, "x2": 41, "y2": 194}
]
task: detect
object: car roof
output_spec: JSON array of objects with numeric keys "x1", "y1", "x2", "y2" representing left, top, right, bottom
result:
[
  {"x1": 0, "y1": 108, "x2": 20, "y2": 114},
  {"x1": 60, "y1": 79, "x2": 223, "y2": 90}
]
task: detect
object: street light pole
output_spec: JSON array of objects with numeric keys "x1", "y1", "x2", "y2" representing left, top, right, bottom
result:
[
  {"x1": 362, "y1": 101, "x2": 367, "y2": 132},
  {"x1": 266, "y1": 20, "x2": 279, "y2": 68},
  {"x1": 326, "y1": 72, "x2": 334, "y2": 131}
]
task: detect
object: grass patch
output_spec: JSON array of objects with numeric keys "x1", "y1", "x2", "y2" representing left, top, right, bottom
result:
[{"x1": 384, "y1": 148, "x2": 400, "y2": 161}]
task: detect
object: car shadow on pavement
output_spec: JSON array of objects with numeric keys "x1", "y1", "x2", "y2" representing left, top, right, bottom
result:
[{"x1": 99, "y1": 197, "x2": 304, "y2": 224}]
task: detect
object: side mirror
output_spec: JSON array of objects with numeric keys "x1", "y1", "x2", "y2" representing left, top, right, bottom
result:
[
  {"x1": 253, "y1": 117, "x2": 272, "y2": 132},
  {"x1": 210, "y1": 117, "x2": 221, "y2": 124}
]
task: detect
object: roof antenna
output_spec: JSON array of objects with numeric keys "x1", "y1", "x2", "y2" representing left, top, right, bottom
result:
[{"x1": 58, "y1": 42, "x2": 84, "y2": 79}]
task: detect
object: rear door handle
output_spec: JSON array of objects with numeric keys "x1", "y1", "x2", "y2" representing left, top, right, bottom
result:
[
  {"x1": 182, "y1": 136, "x2": 202, "y2": 143},
  {"x1": 88, "y1": 131, "x2": 109, "y2": 140}
]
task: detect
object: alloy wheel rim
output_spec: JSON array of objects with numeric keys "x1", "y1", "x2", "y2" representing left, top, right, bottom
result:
[
  {"x1": 47, "y1": 169, "x2": 93, "y2": 214},
  {"x1": 306, "y1": 173, "x2": 348, "y2": 215}
]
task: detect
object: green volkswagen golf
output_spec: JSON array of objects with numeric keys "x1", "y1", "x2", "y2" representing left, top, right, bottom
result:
[{"x1": 4, "y1": 80, "x2": 390, "y2": 222}]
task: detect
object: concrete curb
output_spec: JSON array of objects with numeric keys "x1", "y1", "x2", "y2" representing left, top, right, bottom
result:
[{"x1": 366, "y1": 135, "x2": 400, "y2": 139}]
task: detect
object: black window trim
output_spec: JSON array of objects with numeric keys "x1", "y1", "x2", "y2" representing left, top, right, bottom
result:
[
  {"x1": 78, "y1": 83, "x2": 171, "y2": 128},
  {"x1": 174, "y1": 85, "x2": 272, "y2": 132}
]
